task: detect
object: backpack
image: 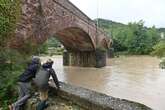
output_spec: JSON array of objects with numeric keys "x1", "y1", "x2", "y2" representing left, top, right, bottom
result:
[{"x1": 33, "y1": 68, "x2": 50, "y2": 90}]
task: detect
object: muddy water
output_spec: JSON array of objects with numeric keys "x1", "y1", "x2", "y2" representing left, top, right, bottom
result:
[{"x1": 40, "y1": 55, "x2": 165, "y2": 110}]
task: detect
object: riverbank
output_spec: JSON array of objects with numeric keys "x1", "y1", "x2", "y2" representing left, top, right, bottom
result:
[{"x1": 26, "y1": 82, "x2": 152, "y2": 110}]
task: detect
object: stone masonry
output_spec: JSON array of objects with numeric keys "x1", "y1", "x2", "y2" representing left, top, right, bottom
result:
[
  {"x1": 10, "y1": 0, "x2": 112, "y2": 67},
  {"x1": 11, "y1": 0, "x2": 111, "y2": 51},
  {"x1": 26, "y1": 82, "x2": 152, "y2": 110}
]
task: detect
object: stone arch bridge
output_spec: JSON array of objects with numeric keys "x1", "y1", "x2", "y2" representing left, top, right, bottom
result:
[{"x1": 11, "y1": 0, "x2": 112, "y2": 67}]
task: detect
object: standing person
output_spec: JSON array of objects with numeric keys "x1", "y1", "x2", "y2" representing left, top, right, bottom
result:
[
  {"x1": 33, "y1": 59, "x2": 60, "y2": 110},
  {"x1": 9, "y1": 57, "x2": 41, "y2": 110}
]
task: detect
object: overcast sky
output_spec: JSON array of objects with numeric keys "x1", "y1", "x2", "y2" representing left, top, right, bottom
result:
[{"x1": 69, "y1": 0, "x2": 165, "y2": 28}]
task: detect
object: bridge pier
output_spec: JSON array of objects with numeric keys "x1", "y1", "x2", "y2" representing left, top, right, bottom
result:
[
  {"x1": 107, "y1": 48, "x2": 114, "y2": 58},
  {"x1": 63, "y1": 50, "x2": 106, "y2": 68}
]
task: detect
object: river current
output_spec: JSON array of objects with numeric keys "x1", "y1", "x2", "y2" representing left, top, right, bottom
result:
[{"x1": 40, "y1": 55, "x2": 165, "y2": 110}]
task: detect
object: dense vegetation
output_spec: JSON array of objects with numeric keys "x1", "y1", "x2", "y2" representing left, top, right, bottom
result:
[
  {"x1": 152, "y1": 40, "x2": 165, "y2": 58},
  {"x1": 152, "y1": 40, "x2": 165, "y2": 68},
  {"x1": 0, "y1": 0, "x2": 20, "y2": 48},
  {"x1": 95, "y1": 18, "x2": 163, "y2": 55},
  {"x1": 0, "y1": 0, "x2": 27, "y2": 109},
  {"x1": 36, "y1": 37, "x2": 64, "y2": 56},
  {"x1": 46, "y1": 37, "x2": 64, "y2": 55},
  {"x1": 95, "y1": 18, "x2": 165, "y2": 68}
]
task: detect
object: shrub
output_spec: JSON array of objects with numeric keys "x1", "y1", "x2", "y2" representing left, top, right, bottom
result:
[
  {"x1": 151, "y1": 40, "x2": 165, "y2": 58},
  {"x1": 159, "y1": 58, "x2": 165, "y2": 69},
  {"x1": 0, "y1": 49, "x2": 29, "y2": 110}
]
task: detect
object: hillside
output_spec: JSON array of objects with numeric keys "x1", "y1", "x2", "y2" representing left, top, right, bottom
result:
[
  {"x1": 94, "y1": 18, "x2": 162, "y2": 54},
  {"x1": 95, "y1": 18, "x2": 164, "y2": 37},
  {"x1": 94, "y1": 18, "x2": 127, "y2": 38},
  {"x1": 95, "y1": 18, "x2": 126, "y2": 29}
]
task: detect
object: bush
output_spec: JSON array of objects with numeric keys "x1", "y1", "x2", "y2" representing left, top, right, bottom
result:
[
  {"x1": 151, "y1": 40, "x2": 165, "y2": 69},
  {"x1": 0, "y1": 0, "x2": 21, "y2": 47},
  {"x1": 151, "y1": 40, "x2": 165, "y2": 58},
  {"x1": 96, "y1": 19, "x2": 161, "y2": 55},
  {"x1": 0, "y1": 49, "x2": 29, "y2": 110}
]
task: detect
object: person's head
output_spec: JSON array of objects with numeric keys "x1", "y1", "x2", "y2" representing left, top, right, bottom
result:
[
  {"x1": 46, "y1": 59, "x2": 54, "y2": 65},
  {"x1": 31, "y1": 56, "x2": 41, "y2": 65},
  {"x1": 42, "y1": 59, "x2": 54, "y2": 69},
  {"x1": 29, "y1": 56, "x2": 41, "y2": 71}
]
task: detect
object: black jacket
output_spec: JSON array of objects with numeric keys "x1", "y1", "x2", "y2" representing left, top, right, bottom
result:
[
  {"x1": 48, "y1": 68, "x2": 60, "y2": 89},
  {"x1": 18, "y1": 59, "x2": 40, "y2": 82}
]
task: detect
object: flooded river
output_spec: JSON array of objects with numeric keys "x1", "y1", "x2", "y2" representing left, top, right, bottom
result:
[{"x1": 40, "y1": 55, "x2": 165, "y2": 110}]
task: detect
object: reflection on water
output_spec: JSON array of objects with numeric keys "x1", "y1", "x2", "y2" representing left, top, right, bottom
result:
[{"x1": 40, "y1": 55, "x2": 165, "y2": 110}]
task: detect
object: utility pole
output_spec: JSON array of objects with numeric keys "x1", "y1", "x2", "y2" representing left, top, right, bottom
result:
[{"x1": 96, "y1": 0, "x2": 99, "y2": 47}]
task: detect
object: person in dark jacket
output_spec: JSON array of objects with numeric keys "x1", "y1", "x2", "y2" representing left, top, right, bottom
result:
[
  {"x1": 33, "y1": 59, "x2": 60, "y2": 110},
  {"x1": 9, "y1": 57, "x2": 41, "y2": 110}
]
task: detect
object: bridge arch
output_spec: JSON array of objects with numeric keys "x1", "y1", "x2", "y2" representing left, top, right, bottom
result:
[
  {"x1": 54, "y1": 27, "x2": 95, "y2": 52},
  {"x1": 10, "y1": 0, "x2": 110, "y2": 67}
]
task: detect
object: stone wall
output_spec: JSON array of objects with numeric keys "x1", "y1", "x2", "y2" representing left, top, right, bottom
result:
[
  {"x1": 49, "y1": 82, "x2": 152, "y2": 110},
  {"x1": 107, "y1": 48, "x2": 114, "y2": 58},
  {"x1": 26, "y1": 82, "x2": 152, "y2": 110},
  {"x1": 63, "y1": 50, "x2": 106, "y2": 67},
  {"x1": 11, "y1": 0, "x2": 111, "y2": 51}
]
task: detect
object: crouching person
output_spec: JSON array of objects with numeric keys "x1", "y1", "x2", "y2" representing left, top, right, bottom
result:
[
  {"x1": 33, "y1": 59, "x2": 60, "y2": 110},
  {"x1": 9, "y1": 57, "x2": 41, "y2": 110}
]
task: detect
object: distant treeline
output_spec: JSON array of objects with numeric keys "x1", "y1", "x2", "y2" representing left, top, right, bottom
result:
[{"x1": 95, "y1": 18, "x2": 165, "y2": 55}]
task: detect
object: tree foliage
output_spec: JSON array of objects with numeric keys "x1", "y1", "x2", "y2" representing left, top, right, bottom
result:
[
  {"x1": 0, "y1": 0, "x2": 21, "y2": 48},
  {"x1": 0, "y1": 49, "x2": 29, "y2": 109},
  {"x1": 47, "y1": 37, "x2": 61, "y2": 47},
  {"x1": 151, "y1": 40, "x2": 165, "y2": 58},
  {"x1": 0, "y1": 0, "x2": 23, "y2": 109},
  {"x1": 96, "y1": 19, "x2": 161, "y2": 55},
  {"x1": 126, "y1": 21, "x2": 154, "y2": 54}
]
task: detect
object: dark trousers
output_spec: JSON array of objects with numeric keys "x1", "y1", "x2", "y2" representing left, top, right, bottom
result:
[{"x1": 12, "y1": 82, "x2": 31, "y2": 110}]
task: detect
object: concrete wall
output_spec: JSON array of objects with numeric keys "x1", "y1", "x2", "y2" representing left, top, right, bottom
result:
[
  {"x1": 25, "y1": 82, "x2": 152, "y2": 110},
  {"x1": 50, "y1": 82, "x2": 152, "y2": 110}
]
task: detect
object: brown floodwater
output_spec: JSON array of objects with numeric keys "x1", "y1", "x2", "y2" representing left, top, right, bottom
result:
[{"x1": 40, "y1": 55, "x2": 165, "y2": 110}]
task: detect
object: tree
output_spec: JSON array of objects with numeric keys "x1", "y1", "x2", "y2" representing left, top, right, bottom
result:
[
  {"x1": 0, "y1": 1, "x2": 25, "y2": 109},
  {"x1": 121, "y1": 20, "x2": 159, "y2": 55},
  {"x1": 47, "y1": 37, "x2": 61, "y2": 48},
  {"x1": 146, "y1": 26, "x2": 160, "y2": 46},
  {"x1": 151, "y1": 40, "x2": 165, "y2": 58},
  {"x1": 126, "y1": 21, "x2": 149, "y2": 54},
  {"x1": 0, "y1": 0, "x2": 21, "y2": 49},
  {"x1": 96, "y1": 19, "x2": 161, "y2": 55}
]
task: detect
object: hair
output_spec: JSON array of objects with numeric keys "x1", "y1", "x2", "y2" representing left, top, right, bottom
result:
[
  {"x1": 31, "y1": 56, "x2": 41, "y2": 65},
  {"x1": 47, "y1": 59, "x2": 54, "y2": 64}
]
